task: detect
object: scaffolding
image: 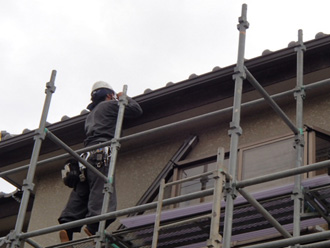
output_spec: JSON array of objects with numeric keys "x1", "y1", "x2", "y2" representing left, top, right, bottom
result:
[{"x1": 2, "y1": 3, "x2": 330, "y2": 248}]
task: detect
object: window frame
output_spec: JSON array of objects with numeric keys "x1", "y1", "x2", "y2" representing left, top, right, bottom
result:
[
  {"x1": 306, "y1": 126, "x2": 330, "y2": 177},
  {"x1": 237, "y1": 132, "x2": 309, "y2": 182}
]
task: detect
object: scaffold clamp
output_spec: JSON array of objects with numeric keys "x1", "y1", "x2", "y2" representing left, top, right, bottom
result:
[
  {"x1": 224, "y1": 180, "x2": 237, "y2": 200},
  {"x1": 294, "y1": 43, "x2": 306, "y2": 52},
  {"x1": 294, "y1": 133, "x2": 305, "y2": 148},
  {"x1": 6, "y1": 230, "x2": 21, "y2": 248},
  {"x1": 22, "y1": 179, "x2": 35, "y2": 192},
  {"x1": 33, "y1": 128, "x2": 47, "y2": 141},
  {"x1": 294, "y1": 86, "x2": 306, "y2": 100},
  {"x1": 206, "y1": 233, "x2": 223, "y2": 247},
  {"x1": 46, "y1": 81, "x2": 56, "y2": 94},
  {"x1": 292, "y1": 186, "x2": 304, "y2": 201},
  {"x1": 110, "y1": 138, "x2": 121, "y2": 151},
  {"x1": 103, "y1": 181, "x2": 114, "y2": 194},
  {"x1": 233, "y1": 66, "x2": 246, "y2": 80},
  {"x1": 238, "y1": 4, "x2": 249, "y2": 29},
  {"x1": 228, "y1": 122, "x2": 242, "y2": 136},
  {"x1": 238, "y1": 17, "x2": 249, "y2": 29}
]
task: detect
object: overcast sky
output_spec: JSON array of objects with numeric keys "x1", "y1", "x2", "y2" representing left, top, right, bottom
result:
[{"x1": 1, "y1": 0, "x2": 330, "y2": 192}]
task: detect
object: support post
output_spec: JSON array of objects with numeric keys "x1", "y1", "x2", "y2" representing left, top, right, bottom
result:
[
  {"x1": 222, "y1": 4, "x2": 248, "y2": 248},
  {"x1": 206, "y1": 147, "x2": 225, "y2": 247},
  {"x1": 95, "y1": 85, "x2": 128, "y2": 248},
  {"x1": 10, "y1": 70, "x2": 56, "y2": 248},
  {"x1": 151, "y1": 179, "x2": 166, "y2": 248},
  {"x1": 292, "y1": 29, "x2": 306, "y2": 246}
]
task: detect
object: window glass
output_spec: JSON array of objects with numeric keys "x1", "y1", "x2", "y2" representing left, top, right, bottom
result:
[{"x1": 241, "y1": 137, "x2": 296, "y2": 192}]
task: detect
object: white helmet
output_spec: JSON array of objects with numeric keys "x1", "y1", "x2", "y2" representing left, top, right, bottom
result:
[{"x1": 91, "y1": 81, "x2": 114, "y2": 93}]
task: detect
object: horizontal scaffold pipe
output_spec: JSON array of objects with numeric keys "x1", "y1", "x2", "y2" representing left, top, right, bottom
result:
[
  {"x1": 245, "y1": 67, "x2": 299, "y2": 134},
  {"x1": 300, "y1": 239, "x2": 330, "y2": 248},
  {"x1": 1, "y1": 77, "x2": 330, "y2": 178},
  {"x1": 18, "y1": 188, "x2": 213, "y2": 240},
  {"x1": 243, "y1": 229, "x2": 330, "y2": 248},
  {"x1": 236, "y1": 159, "x2": 330, "y2": 189}
]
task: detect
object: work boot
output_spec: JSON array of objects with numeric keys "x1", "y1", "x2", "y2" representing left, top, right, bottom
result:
[
  {"x1": 83, "y1": 226, "x2": 93, "y2": 237},
  {"x1": 59, "y1": 230, "x2": 70, "y2": 242}
]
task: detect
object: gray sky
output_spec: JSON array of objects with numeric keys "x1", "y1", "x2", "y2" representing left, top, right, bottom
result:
[{"x1": 1, "y1": 0, "x2": 330, "y2": 192}]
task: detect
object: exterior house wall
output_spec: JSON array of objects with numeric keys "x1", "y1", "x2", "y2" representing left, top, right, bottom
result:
[
  {"x1": 25, "y1": 81, "x2": 330, "y2": 247},
  {"x1": 1, "y1": 57, "x2": 324, "y2": 246}
]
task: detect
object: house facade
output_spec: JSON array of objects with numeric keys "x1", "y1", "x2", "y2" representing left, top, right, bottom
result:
[{"x1": 1, "y1": 30, "x2": 330, "y2": 247}]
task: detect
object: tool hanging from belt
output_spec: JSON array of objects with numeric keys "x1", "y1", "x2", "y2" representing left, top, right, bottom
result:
[
  {"x1": 61, "y1": 147, "x2": 111, "y2": 188},
  {"x1": 61, "y1": 158, "x2": 85, "y2": 188},
  {"x1": 86, "y1": 146, "x2": 111, "y2": 168}
]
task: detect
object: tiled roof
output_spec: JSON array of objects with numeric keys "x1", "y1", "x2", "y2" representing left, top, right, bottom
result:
[{"x1": 0, "y1": 32, "x2": 329, "y2": 141}]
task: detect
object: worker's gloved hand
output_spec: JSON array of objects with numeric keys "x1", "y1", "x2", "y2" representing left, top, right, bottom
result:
[{"x1": 61, "y1": 159, "x2": 81, "y2": 188}]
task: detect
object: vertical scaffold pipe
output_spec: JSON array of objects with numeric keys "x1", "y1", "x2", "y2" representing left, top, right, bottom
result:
[
  {"x1": 292, "y1": 29, "x2": 306, "y2": 246},
  {"x1": 10, "y1": 70, "x2": 56, "y2": 248},
  {"x1": 207, "y1": 147, "x2": 225, "y2": 247},
  {"x1": 222, "y1": 4, "x2": 248, "y2": 248},
  {"x1": 95, "y1": 85, "x2": 128, "y2": 248}
]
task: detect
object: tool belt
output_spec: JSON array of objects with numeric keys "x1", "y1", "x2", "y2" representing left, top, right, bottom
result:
[
  {"x1": 61, "y1": 147, "x2": 111, "y2": 188},
  {"x1": 87, "y1": 146, "x2": 111, "y2": 168}
]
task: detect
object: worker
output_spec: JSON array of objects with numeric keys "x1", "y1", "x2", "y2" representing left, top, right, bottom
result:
[{"x1": 58, "y1": 81, "x2": 143, "y2": 242}]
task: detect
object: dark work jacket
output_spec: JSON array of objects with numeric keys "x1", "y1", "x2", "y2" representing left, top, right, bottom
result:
[{"x1": 84, "y1": 97, "x2": 143, "y2": 146}]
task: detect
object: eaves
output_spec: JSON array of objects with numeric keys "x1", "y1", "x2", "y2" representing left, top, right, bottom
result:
[{"x1": 1, "y1": 35, "x2": 330, "y2": 168}]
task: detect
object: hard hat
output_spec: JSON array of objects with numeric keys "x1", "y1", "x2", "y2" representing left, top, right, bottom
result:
[{"x1": 91, "y1": 81, "x2": 114, "y2": 93}]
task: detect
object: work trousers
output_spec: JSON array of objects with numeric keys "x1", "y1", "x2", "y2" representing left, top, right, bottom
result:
[{"x1": 58, "y1": 160, "x2": 117, "y2": 236}]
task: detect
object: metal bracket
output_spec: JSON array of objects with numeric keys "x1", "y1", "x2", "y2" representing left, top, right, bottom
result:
[
  {"x1": 294, "y1": 86, "x2": 306, "y2": 100},
  {"x1": 291, "y1": 186, "x2": 304, "y2": 201},
  {"x1": 45, "y1": 81, "x2": 56, "y2": 94},
  {"x1": 103, "y1": 181, "x2": 114, "y2": 194},
  {"x1": 6, "y1": 230, "x2": 21, "y2": 248},
  {"x1": 224, "y1": 180, "x2": 237, "y2": 201},
  {"x1": 206, "y1": 234, "x2": 222, "y2": 247},
  {"x1": 294, "y1": 43, "x2": 307, "y2": 53},
  {"x1": 228, "y1": 122, "x2": 243, "y2": 136},
  {"x1": 294, "y1": 134, "x2": 305, "y2": 148},
  {"x1": 213, "y1": 168, "x2": 230, "y2": 183},
  {"x1": 233, "y1": 66, "x2": 246, "y2": 80},
  {"x1": 22, "y1": 179, "x2": 35, "y2": 192},
  {"x1": 110, "y1": 138, "x2": 121, "y2": 151},
  {"x1": 34, "y1": 128, "x2": 46, "y2": 141},
  {"x1": 238, "y1": 16, "x2": 249, "y2": 29}
]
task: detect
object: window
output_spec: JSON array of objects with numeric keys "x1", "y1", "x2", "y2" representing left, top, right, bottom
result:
[
  {"x1": 172, "y1": 127, "x2": 330, "y2": 207},
  {"x1": 238, "y1": 135, "x2": 298, "y2": 192}
]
